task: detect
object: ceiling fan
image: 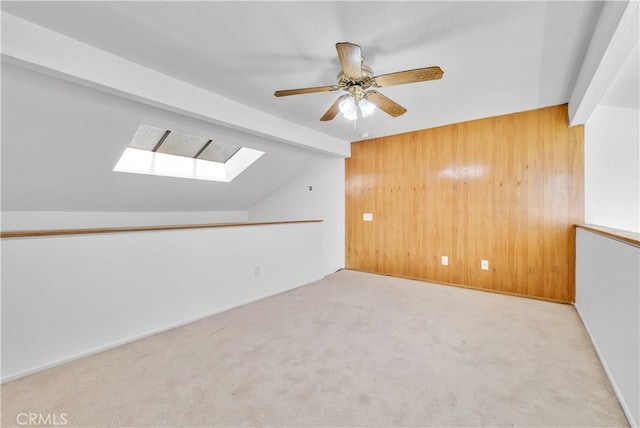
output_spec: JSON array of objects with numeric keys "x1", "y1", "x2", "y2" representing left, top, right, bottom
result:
[{"x1": 274, "y1": 42, "x2": 443, "y2": 121}]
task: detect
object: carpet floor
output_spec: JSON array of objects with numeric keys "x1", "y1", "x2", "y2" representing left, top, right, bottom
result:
[{"x1": 0, "y1": 270, "x2": 628, "y2": 427}]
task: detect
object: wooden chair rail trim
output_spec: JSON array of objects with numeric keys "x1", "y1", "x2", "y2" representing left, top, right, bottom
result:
[
  {"x1": 576, "y1": 224, "x2": 640, "y2": 247},
  {"x1": 0, "y1": 220, "x2": 323, "y2": 239}
]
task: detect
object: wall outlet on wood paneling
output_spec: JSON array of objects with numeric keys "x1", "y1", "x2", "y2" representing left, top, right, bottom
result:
[
  {"x1": 481, "y1": 260, "x2": 489, "y2": 270},
  {"x1": 363, "y1": 213, "x2": 373, "y2": 221},
  {"x1": 441, "y1": 256, "x2": 448, "y2": 266}
]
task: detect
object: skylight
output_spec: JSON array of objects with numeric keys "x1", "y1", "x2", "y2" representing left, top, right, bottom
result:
[{"x1": 114, "y1": 125, "x2": 264, "y2": 182}]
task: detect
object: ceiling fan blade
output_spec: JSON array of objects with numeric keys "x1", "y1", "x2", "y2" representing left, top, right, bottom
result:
[
  {"x1": 373, "y1": 66, "x2": 443, "y2": 87},
  {"x1": 320, "y1": 97, "x2": 341, "y2": 121},
  {"x1": 336, "y1": 42, "x2": 362, "y2": 79},
  {"x1": 274, "y1": 85, "x2": 339, "y2": 97},
  {"x1": 366, "y1": 90, "x2": 407, "y2": 117}
]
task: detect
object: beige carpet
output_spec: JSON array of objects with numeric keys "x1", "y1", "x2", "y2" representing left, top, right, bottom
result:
[{"x1": 1, "y1": 270, "x2": 628, "y2": 427}]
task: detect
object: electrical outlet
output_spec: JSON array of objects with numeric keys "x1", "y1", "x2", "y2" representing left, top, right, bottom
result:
[
  {"x1": 441, "y1": 256, "x2": 449, "y2": 266},
  {"x1": 481, "y1": 260, "x2": 489, "y2": 270},
  {"x1": 363, "y1": 213, "x2": 373, "y2": 221}
]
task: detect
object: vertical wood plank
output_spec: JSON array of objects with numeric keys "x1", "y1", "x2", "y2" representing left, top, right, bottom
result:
[
  {"x1": 523, "y1": 109, "x2": 546, "y2": 298},
  {"x1": 417, "y1": 128, "x2": 439, "y2": 280},
  {"x1": 501, "y1": 113, "x2": 528, "y2": 295}
]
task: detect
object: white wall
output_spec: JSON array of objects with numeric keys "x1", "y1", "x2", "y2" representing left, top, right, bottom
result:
[
  {"x1": 249, "y1": 157, "x2": 345, "y2": 276},
  {"x1": 584, "y1": 104, "x2": 640, "y2": 232},
  {"x1": 575, "y1": 228, "x2": 639, "y2": 427},
  {"x1": 1, "y1": 211, "x2": 247, "y2": 230},
  {"x1": 1, "y1": 222, "x2": 323, "y2": 382}
]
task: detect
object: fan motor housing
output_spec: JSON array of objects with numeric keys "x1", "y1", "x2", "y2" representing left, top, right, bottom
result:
[{"x1": 337, "y1": 64, "x2": 374, "y2": 91}]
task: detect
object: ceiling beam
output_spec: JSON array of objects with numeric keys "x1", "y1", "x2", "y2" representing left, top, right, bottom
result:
[
  {"x1": 1, "y1": 12, "x2": 351, "y2": 158},
  {"x1": 568, "y1": 0, "x2": 639, "y2": 126}
]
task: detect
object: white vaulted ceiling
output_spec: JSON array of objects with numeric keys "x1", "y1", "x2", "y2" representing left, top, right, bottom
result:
[
  {"x1": 2, "y1": 1, "x2": 605, "y2": 139},
  {"x1": 1, "y1": 1, "x2": 634, "y2": 212}
]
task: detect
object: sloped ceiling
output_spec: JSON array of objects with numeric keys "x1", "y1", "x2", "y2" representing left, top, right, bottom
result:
[
  {"x1": 0, "y1": 1, "x2": 625, "y2": 213},
  {"x1": 1, "y1": 63, "x2": 328, "y2": 211}
]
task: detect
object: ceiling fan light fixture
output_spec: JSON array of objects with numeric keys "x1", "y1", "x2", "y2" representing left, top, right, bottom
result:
[
  {"x1": 358, "y1": 98, "x2": 376, "y2": 117},
  {"x1": 338, "y1": 94, "x2": 375, "y2": 121},
  {"x1": 338, "y1": 95, "x2": 356, "y2": 116}
]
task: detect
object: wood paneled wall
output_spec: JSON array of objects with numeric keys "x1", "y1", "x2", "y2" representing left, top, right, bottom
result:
[{"x1": 345, "y1": 105, "x2": 584, "y2": 302}]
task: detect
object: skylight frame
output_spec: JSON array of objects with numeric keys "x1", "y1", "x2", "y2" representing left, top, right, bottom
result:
[{"x1": 113, "y1": 125, "x2": 264, "y2": 182}]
